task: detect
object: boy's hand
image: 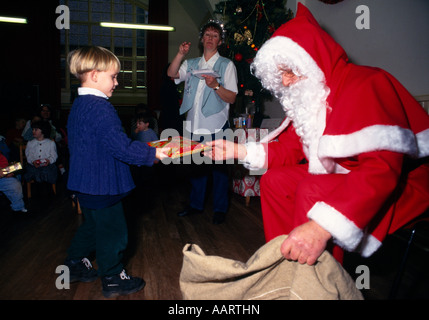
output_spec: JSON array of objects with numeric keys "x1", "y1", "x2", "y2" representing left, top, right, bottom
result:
[{"x1": 155, "y1": 147, "x2": 170, "y2": 160}]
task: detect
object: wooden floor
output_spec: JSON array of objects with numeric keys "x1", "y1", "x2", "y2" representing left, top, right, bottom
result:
[
  {"x1": 1, "y1": 163, "x2": 428, "y2": 300},
  {"x1": 0, "y1": 164, "x2": 266, "y2": 300}
]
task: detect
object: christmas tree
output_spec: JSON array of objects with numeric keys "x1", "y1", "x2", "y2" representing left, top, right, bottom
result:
[{"x1": 214, "y1": 0, "x2": 293, "y2": 120}]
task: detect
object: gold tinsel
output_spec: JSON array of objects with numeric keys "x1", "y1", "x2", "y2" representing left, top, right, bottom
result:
[{"x1": 234, "y1": 29, "x2": 253, "y2": 45}]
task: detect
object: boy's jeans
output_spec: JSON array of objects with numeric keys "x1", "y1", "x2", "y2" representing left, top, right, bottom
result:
[{"x1": 0, "y1": 176, "x2": 25, "y2": 211}]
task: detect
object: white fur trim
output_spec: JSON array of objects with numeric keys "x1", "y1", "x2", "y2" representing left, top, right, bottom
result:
[
  {"x1": 318, "y1": 125, "x2": 418, "y2": 161},
  {"x1": 307, "y1": 106, "x2": 328, "y2": 174},
  {"x1": 307, "y1": 201, "x2": 363, "y2": 251},
  {"x1": 308, "y1": 202, "x2": 384, "y2": 256},
  {"x1": 260, "y1": 118, "x2": 291, "y2": 143},
  {"x1": 416, "y1": 128, "x2": 429, "y2": 158},
  {"x1": 358, "y1": 234, "x2": 382, "y2": 257},
  {"x1": 242, "y1": 142, "x2": 267, "y2": 170},
  {"x1": 254, "y1": 36, "x2": 326, "y2": 85}
]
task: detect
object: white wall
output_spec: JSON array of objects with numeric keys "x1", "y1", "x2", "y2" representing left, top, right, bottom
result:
[
  {"x1": 168, "y1": 0, "x2": 202, "y2": 62},
  {"x1": 290, "y1": 0, "x2": 429, "y2": 96},
  {"x1": 265, "y1": 0, "x2": 429, "y2": 119}
]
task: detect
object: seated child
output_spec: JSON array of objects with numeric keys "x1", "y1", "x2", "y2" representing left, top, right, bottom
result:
[
  {"x1": 22, "y1": 115, "x2": 42, "y2": 142},
  {"x1": 130, "y1": 113, "x2": 159, "y2": 193},
  {"x1": 23, "y1": 120, "x2": 58, "y2": 185},
  {"x1": 0, "y1": 151, "x2": 27, "y2": 213},
  {"x1": 132, "y1": 112, "x2": 159, "y2": 143}
]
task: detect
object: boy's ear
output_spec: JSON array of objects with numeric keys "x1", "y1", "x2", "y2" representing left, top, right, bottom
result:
[{"x1": 88, "y1": 70, "x2": 98, "y2": 82}]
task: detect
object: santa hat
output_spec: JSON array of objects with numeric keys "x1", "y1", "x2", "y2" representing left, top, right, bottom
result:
[
  {"x1": 259, "y1": 3, "x2": 348, "y2": 89},
  {"x1": 255, "y1": 3, "x2": 429, "y2": 164}
]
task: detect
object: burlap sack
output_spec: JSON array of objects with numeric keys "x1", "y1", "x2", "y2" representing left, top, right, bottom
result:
[{"x1": 179, "y1": 235, "x2": 363, "y2": 300}]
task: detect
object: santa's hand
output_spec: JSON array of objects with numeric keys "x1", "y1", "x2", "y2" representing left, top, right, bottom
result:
[
  {"x1": 280, "y1": 220, "x2": 331, "y2": 265},
  {"x1": 204, "y1": 140, "x2": 246, "y2": 161}
]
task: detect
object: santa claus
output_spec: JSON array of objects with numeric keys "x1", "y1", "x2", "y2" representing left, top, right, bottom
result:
[{"x1": 206, "y1": 3, "x2": 429, "y2": 265}]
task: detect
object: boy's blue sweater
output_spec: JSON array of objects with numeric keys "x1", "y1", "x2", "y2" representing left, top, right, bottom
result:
[{"x1": 67, "y1": 94, "x2": 156, "y2": 195}]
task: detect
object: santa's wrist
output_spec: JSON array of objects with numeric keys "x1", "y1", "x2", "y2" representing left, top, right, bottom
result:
[
  {"x1": 235, "y1": 143, "x2": 247, "y2": 160},
  {"x1": 308, "y1": 219, "x2": 332, "y2": 241},
  {"x1": 240, "y1": 142, "x2": 266, "y2": 169}
]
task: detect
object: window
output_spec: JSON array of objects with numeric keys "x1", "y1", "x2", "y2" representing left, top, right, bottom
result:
[{"x1": 59, "y1": 0, "x2": 148, "y2": 98}]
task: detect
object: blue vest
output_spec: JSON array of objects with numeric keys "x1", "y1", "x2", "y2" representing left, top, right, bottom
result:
[{"x1": 180, "y1": 56, "x2": 231, "y2": 118}]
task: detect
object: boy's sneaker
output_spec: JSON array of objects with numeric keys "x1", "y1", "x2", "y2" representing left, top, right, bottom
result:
[
  {"x1": 65, "y1": 257, "x2": 98, "y2": 283},
  {"x1": 101, "y1": 269, "x2": 145, "y2": 298}
]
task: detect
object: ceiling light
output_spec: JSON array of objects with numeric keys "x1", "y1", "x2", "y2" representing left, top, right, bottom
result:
[
  {"x1": 100, "y1": 22, "x2": 175, "y2": 31},
  {"x1": 0, "y1": 16, "x2": 27, "y2": 24}
]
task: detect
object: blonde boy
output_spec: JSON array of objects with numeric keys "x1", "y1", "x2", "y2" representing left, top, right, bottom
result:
[{"x1": 65, "y1": 46, "x2": 168, "y2": 298}]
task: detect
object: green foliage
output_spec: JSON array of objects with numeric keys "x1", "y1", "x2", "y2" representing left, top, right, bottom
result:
[{"x1": 214, "y1": 0, "x2": 293, "y2": 112}]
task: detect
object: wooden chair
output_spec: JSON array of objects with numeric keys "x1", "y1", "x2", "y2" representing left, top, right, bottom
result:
[
  {"x1": 388, "y1": 210, "x2": 429, "y2": 299},
  {"x1": 71, "y1": 194, "x2": 82, "y2": 214},
  {"x1": 19, "y1": 143, "x2": 56, "y2": 198},
  {"x1": 19, "y1": 143, "x2": 83, "y2": 214}
]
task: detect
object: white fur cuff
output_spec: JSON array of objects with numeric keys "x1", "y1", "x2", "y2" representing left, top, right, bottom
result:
[
  {"x1": 242, "y1": 142, "x2": 267, "y2": 171},
  {"x1": 417, "y1": 128, "x2": 429, "y2": 158},
  {"x1": 307, "y1": 201, "x2": 363, "y2": 251}
]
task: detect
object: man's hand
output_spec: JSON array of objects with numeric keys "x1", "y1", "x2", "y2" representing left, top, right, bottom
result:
[
  {"x1": 204, "y1": 140, "x2": 246, "y2": 161},
  {"x1": 280, "y1": 220, "x2": 332, "y2": 265}
]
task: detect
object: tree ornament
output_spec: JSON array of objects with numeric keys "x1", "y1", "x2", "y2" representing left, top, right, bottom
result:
[
  {"x1": 243, "y1": 29, "x2": 253, "y2": 45},
  {"x1": 234, "y1": 32, "x2": 245, "y2": 44},
  {"x1": 213, "y1": 0, "x2": 293, "y2": 114}
]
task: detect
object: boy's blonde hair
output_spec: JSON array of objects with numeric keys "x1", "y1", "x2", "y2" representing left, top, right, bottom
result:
[{"x1": 68, "y1": 46, "x2": 121, "y2": 81}]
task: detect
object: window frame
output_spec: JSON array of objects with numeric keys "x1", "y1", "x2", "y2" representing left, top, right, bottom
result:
[{"x1": 60, "y1": 0, "x2": 148, "y2": 106}]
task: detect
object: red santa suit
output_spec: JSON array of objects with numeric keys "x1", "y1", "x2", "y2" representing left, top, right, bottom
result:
[{"x1": 245, "y1": 4, "x2": 429, "y2": 259}]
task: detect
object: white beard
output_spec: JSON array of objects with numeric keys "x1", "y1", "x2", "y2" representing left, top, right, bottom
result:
[
  {"x1": 279, "y1": 77, "x2": 328, "y2": 148},
  {"x1": 251, "y1": 36, "x2": 332, "y2": 173},
  {"x1": 278, "y1": 77, "x2": 330, "y2": 173}
]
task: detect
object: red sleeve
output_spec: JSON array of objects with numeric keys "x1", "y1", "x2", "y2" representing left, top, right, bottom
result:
[
  {"x1": 330, "y1": 151, "x2": 402, "y2": 227},
  {"x1": 308, "y1": 150, "x2": 404, "y2": 251},
  {"x1": 267, "y1": 125, "x2": 306, "y2": 169},
  {"x1": 0, "y1": 153, "x2": 8, "y2": 168}
]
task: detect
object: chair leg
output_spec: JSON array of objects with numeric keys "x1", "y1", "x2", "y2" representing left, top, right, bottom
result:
[
  {"x1": 76, "y1": 199, "x2": 82, "y2": 214},
  {"x1": 27, "y1": 182, "x2": 32, "y2": 198},
  {"x1": 71, "y1": 197, "x2": 82, "y2": 214},
  {"x1": 389, "y1": 226, "x2": 418, "y2": 299},
  {"x1": 245, "y1": 196, "x2": 250, "y2": 207},
  {"x1": 52, "y1": 184, "x2": 56, "y2": 195}
]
